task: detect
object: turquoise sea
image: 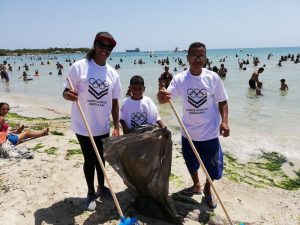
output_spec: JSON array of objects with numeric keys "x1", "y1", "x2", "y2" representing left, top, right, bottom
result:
[{"x1": 1, "y1": 47, "x2": 300, "y2": 161}]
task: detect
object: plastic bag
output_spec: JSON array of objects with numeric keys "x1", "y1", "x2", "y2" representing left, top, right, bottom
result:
[{"x1": 103, "y1": 125, "x2": 181, "y2": 223}]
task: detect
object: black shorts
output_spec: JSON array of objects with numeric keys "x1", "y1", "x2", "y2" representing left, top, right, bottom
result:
[{"x1": 249, "y1": 79, "x2": 256, "y2": 89}]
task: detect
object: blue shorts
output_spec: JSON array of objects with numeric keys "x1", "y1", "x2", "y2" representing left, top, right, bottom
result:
[
  {"x1": 181, "y1": 136, "x2": 223, "y2": 180},
  {"x1": 7, "y1": 133, "x2": 19, "y2": 145}
]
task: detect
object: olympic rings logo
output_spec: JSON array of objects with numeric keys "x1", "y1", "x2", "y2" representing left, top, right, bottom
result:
[
  {"x1": 187, "y1": 88, "x2": 207, "y2": 98},
  {"x1": 131, "y1": 112, "x2": 147, "y2": 122},
  {"x1": 89, "y1": 78, "x2": 109, "y2": 89}
]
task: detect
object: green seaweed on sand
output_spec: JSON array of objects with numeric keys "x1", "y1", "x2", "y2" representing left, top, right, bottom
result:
[
  {"x1": 5, "y1": 113, "x2": 51, "y2": 131},
  {"x1": 65, "y1": 148, "x2": 82, "y2": 160},
  {"x1": 224, "y1": 151, "x2": 300, "y2": 190},
  {"x1": 277, "y1": 169, "x2": 300, "y2": 190},
  {"x1": 169, "y1": 172, "x2": 183, "y2": 187},
  {"x1": 44, "y1": 147, "x2": 58, "y2": 155},
  {"x1": 6, "y1": 112, "x2": 47, "y2": 121},
  {"x1": 50, "y1": 130, "x2": 64, "y2": 136},
  {"x1": 69, "y1": 139, "x2": 79, "y2": 144},
  {"x1": 53, "y1": 116, "x2": 70, "y2": 120},
  {"x1": 169, "y1": 172, "x2": 180, "y2": 181},
  {"x1": 32, "y1": 143, "x2": 44, "y2": 151},
  {"x1": 0, "y1": 177, "x2": 9, "y2": 193},
  {"x1": 257, "y1": 151, "x2": 287, "y2": 171},
  {"x1": 30, "y1": 123, "x2": 50, "y2": 131}
]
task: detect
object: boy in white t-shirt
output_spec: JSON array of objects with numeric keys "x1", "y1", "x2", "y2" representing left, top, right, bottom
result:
[{"x1": 120, "y1": 75, "x2": 165, "y2": 134}]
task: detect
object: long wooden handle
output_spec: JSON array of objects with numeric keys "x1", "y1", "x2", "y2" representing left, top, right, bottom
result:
[
  {"x1": 169, "y1": 100, "x2": 233, "y2": 225},
  {"x1": 67, "y1": 77, "x2": 124, "y2": 217}
]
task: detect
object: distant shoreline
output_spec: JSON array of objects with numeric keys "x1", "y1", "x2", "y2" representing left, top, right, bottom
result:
[
  {"x1": 1, "y1": 46, "x2": 299, "y2": 56},
  {"x1": 0, "y1": 48, "x2": 90, "y2": 56}
]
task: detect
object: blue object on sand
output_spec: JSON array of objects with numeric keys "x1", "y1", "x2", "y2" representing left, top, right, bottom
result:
[{"x1": 118, "y1": 216, "x2": 139, "y2": 225}]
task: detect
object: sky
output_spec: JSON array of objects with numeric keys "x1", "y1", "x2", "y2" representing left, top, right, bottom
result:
[{"x1": 1, "y1": 0, "x2": 300, "y2": 51}]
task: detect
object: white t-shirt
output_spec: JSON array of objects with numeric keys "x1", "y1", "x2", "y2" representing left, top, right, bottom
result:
[
  {"x1": 167, "y1": 69, "x2": 228, "y2": 141},
  {"x1": 64, "y1": 58, "x2": 122, "y2": 136},
  {"x1": 120, "y1": 96, "x2": 161, "y2": 129}
]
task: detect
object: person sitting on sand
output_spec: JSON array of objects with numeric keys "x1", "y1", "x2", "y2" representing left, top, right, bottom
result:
[
  {"x1": 0, "y1": 103, "x2": 49, "y2": 145},
  {"x1": 0, "y1": 116, "x2": 9, "y2": 144},
  {"x1": 280, "y1": 79, "x2": 288, "y2": 91}
]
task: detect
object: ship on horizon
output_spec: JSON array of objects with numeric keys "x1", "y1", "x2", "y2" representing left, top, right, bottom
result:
[{"x1": 126, "y1": 48, "x2": 140, "y2": 52}]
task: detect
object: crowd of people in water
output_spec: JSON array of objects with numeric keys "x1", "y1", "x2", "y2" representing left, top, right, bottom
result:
[
  {"x1": 0, "y1": 56, "x2": 72, "y2": 82},
  {"x1": 1, "y1": 51, "x2": 299, "y2": 94}
]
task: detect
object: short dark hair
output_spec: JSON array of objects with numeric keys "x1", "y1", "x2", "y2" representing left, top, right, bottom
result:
[
  {"x1": 280, "y1": 79, "x2": 285, "y2": 82},
  {"x1": 0, "y1": 102, "x2": 9, "y2": 108},
  {"x1": 258, "y1": 67, "x2": 264, "y2": 73},
  {"x1": 188, "y1": 42, "x2": 206, "y2": 54},
  {"x1": 130, "y1": 75, "x2": 144, "y2": 86}
]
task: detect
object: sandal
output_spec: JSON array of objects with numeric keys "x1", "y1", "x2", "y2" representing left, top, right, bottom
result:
[
  {"x1": 181, "y1": 185, "x2": 202, "y2": 196},
  {"x1": 203, "y1": 187, "x2": 217, "y2": 209}
]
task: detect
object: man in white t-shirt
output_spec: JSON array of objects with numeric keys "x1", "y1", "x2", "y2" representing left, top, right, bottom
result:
[
  {"x1": 157, "y1": 42, "x2": 230, "y2": 209},
  {"x1": 63, "y1": 32, "x2": 121, "y2": 211}
]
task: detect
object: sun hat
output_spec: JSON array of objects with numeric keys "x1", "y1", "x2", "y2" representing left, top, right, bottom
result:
[{"x1": 94, "y1": 32, "x2": 116, "y2": 47}]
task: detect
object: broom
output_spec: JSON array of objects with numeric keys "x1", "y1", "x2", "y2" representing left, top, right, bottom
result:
[{"x1": 67, "y1": 77, "x2": 138, "y2": 225}]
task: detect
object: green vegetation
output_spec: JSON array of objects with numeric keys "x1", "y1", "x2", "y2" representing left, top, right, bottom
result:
[
  {"x1": 32, "y1": 143, "x2": 44, "y2": 151},
  {"x1": 224, "y1": 151, "x2": 300, "y2": 190},
  {"x1": 30, "y1": 123, "x2": 50, "y2": 131},
  {"x1": 65, "y1": 148, "x2": 82, "y2": 160},
  {"x1": 0, "y1": 178, "x2": 9, "y2": 193},
  {"x1": 50, "y1": 130, "x2": 64, "y2": 136},
  {"x1": 53, "y1": 116, "x2": 70, "y2": 121},
  {"x1": 169, "y1": 172, "x2": 180, "y2": 181},
  {"x1": 169, "y1": 172, "x2": 184, "y2": 187},
  {"x1": 69, "y1": 139, "x2": 79, "y2": 144},
  {"x1": 44, "y1": 147, "x2": 58, "y2": 155},
  {"x1": 6, "y1": 112, "x2": 47, "y2": 121},
  {"x1": 0, "y1": 47, "x2": 89, "y2": 56}
]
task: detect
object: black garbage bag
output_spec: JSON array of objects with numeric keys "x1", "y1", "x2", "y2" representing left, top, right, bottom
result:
[{"x1": 103, "y1": 125, "x2": 182, "y2": 223}]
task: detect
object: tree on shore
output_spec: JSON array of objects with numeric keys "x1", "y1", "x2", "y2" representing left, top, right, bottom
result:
[{"x1": 0, "y1": 47, "x2": 89, "y2": 56}]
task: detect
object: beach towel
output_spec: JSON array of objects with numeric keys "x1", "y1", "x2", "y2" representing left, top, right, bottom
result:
[
  {"x1": 103, "y1": 125, "x2": 182, "y2": 223},
  {"x1": 0, "y1": 140, "x2": 34, "y2": 159}
]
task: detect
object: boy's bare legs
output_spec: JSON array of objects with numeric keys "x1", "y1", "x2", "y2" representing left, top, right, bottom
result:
[
  {"x1": 191, "y1": 170, "x2": 202, "y2": 192},
  {"x1": 16, "y1": 128, "x2": 49, "y2": 144}
]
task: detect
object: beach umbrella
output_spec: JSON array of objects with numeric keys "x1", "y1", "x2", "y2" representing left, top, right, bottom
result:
[{"x1": 67, "y1": 77, "x2": 139, "y2": 225}]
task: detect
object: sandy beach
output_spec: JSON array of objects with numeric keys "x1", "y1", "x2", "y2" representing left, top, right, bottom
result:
[{"x1": 0, "y1": 99, "x2": 299, "y2": 225}]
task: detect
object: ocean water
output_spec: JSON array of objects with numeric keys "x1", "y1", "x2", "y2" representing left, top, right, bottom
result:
[{"x1": 1, "y1": 47, "x2": 300, "y2": 161}]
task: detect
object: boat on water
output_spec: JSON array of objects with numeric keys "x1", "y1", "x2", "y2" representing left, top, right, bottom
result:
[
  {"x1": 173, "y1": 47, "x2": 187, "y2": 52},
  {"x1": 174, "y1": 47, "x2": 179, "y2": 52},
  {"x1": 126, "y1": 48, "x2": 140, "y2": 52}
]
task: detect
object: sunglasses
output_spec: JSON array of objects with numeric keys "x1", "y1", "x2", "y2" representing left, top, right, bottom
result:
[
  {"x1": 95, "y1": 41, "x2": 114, "y2": 51},
  {"x1": 189, "y1": 53, "x2": 206, "y2": 60}
]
